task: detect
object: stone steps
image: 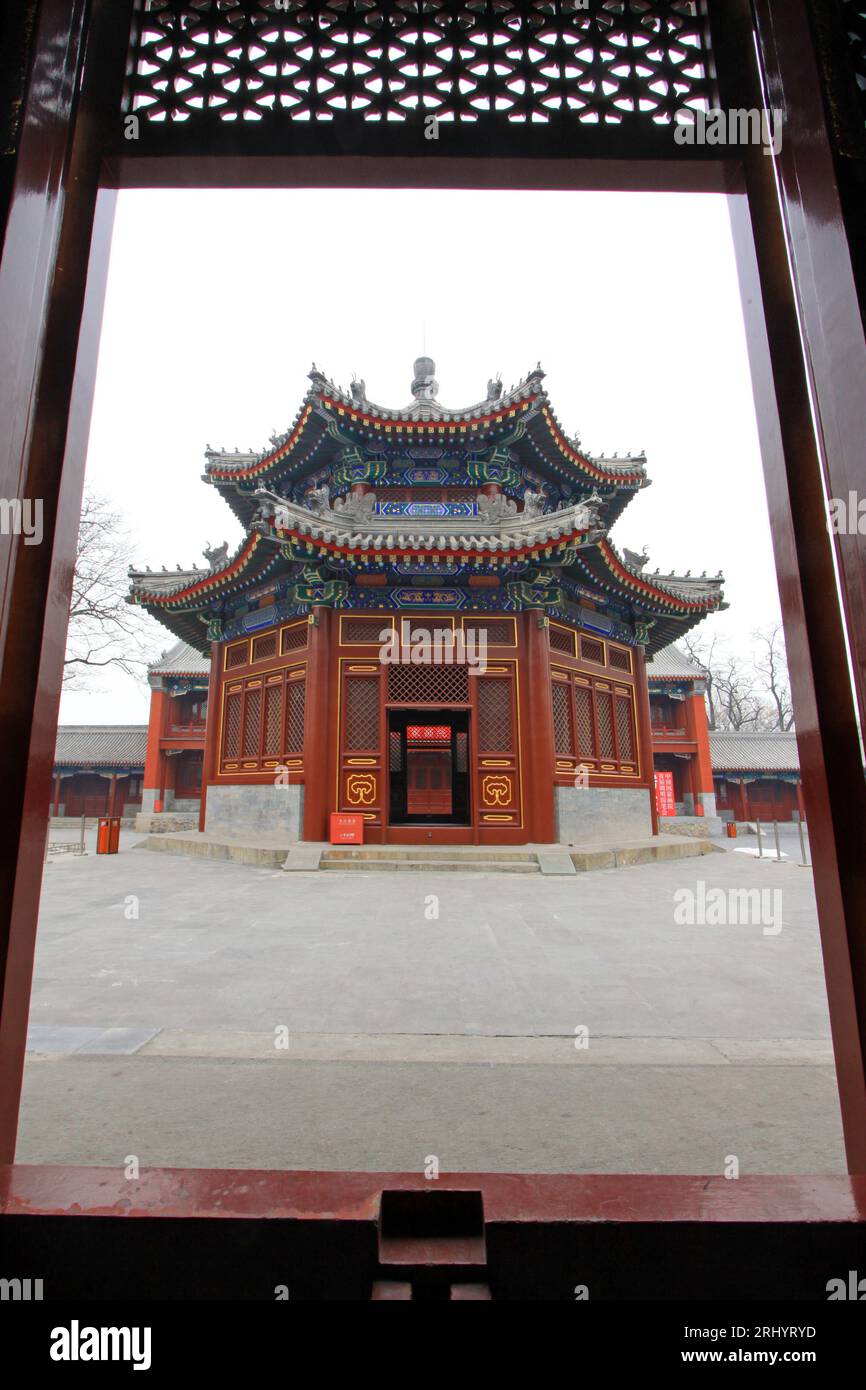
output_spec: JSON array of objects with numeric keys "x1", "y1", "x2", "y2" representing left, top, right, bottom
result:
[
  {"x1": 320, "y1": 852, "x2": 540, "y2": 874},
  {"x1": 138, "y1": 832, "x2": 721, "y2": 874}
]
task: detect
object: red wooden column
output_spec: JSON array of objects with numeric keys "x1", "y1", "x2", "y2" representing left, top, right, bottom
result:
[
  {"x1": 143, "y1": 688, "x2": 171, "y2": 815},
  {"x1": 521, "y1": 611, "x2": 556, "y2": 844},
  {"x1": 0, "y1": 0, "x2": 135, "y2": 1164},
  {"x1": 302, "y1": 608, "x2": 334, "y2": 842},
  {"x1": 684, "y1": 692, "x2": 715, "y2": 816},
  {"x1": 198, "y1": 641, "x2": 221, "y2": 833},
  {"x1": 51, "y1": 776, "x2": 60, "y2": 818},
  {"x1": 633, "y1": 646, "x2": 659, "y2": 836},
  {"x1": 712, "y1": 0, "x2": 866, "y2": 1182}
]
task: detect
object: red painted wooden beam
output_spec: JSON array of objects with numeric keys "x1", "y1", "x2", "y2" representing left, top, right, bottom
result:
[{"x1": 3, "y1": 1165, "x2": 866, "y2": 1225}]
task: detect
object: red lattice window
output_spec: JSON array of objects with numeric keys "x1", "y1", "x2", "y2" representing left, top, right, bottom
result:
[
  {"x1": 477, "y1": 679, "x2": 513, "y2": 753},
  {"x1": 225, "y1": 641, "x2": 248, "y2": 669},
  {"x1": 596, "y1": 689, "x2": 615, "y2": 760},
  {"x1": 223, "y1": 691, "x2": 242, "y2": 760},
  {"x1": 252, "y1": 631, "x2": 277, "y2": 663},
  {"x1": 615, "y1": 694, "x2": 635, "y2": 762},
  {"x1": 342, "y1": 616, "x2": 390, "y2": 645},
  {"x1": 344, "y1": 676, "x2": 380, "y2": 751},
  {"x1": 281, "y1": 623, "x2": 307, "y2": 655},
  {"x1": 608, "y1": 645, "x2": 632, "y2": 673},
  {"x1": 549, "y1": 625, "x2": 574, "y2": 656},
  {"x1": 387, "y1": 663, "x2": 469, "y2": 704},
  {"x1": 263, "y1": 683, "x2": 283, "y2": 756},
  {"x1": 574, "y1": 684, "x2": 596, "y2": 760},
  {"x1": 551, "y1": 681, "x2": 573, "y2": 757},
  {"x1": 463, "y1": 618, "x2": 515, "y2": 647},
  {"x1": 242, "y1": 687, "x2": 262, "y2": 758},
  {"x1": 285, "y1": 678, "x2": 306, "y2": 754},
  {"x1": 580, "y1": 636, "x2": 605, "y2": 665}
]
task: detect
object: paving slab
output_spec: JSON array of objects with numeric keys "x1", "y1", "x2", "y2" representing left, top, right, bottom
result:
[{"x1": 17, "y1": 833, "x2": 842, "y2": 1173}]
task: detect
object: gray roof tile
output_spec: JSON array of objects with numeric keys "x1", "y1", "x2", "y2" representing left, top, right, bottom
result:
[{"x1": 710, "y1": 730, "x2": 800, "y2": 773}]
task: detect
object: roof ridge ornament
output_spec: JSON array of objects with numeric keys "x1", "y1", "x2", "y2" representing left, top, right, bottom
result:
[{"x1": 411, "y1": 355, "x2": 438, "y2": 401}]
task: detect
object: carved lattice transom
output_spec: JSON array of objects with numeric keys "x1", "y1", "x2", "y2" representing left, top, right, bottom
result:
[
  {"x1": 387, "y1": 663, "x2": 469, "y2": 704},
  {"x1": 128, "y1": 1, "x2": 713, "y2": 130}
]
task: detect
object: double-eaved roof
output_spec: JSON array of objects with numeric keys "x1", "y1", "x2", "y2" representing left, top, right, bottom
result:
[
  {"x1": 128, "y1": 360, "x2": 725, "y2": 656},
  {"x1": 202, "y1": 362, "x2": 649, "y2": 528}
]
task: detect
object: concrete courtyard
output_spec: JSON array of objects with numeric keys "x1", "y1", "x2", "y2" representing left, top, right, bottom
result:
[{"x1": 16, "y1": 826, "x2": 845, "y2": 1174}]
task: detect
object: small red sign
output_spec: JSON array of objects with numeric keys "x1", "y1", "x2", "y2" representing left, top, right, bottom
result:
[
  {"x1": 330, "y1": 813, "x2": 364, "y2": 845},
  {"x1": 654, "y1": 770, "x2": 676, "y2": 818}
]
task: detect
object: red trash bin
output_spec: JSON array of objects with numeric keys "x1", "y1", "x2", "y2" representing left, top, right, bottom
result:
[
  {"x1": 96, "y1": 817, "x2": 121, "y2": 854},
  {"x1": 725, "y1": 822, "x2": 737, "y2": 839}
]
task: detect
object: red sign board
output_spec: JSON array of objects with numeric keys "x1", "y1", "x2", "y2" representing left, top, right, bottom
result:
[
  {"x1": 654, "y1": 770, "x2": 676, "y2": 818},
  {"x1": 330, "y1": 813, "x2": 364, "y2": 845}
]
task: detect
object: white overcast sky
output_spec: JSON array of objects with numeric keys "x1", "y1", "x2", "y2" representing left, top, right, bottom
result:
[{"x1": 61, "y1": 187, "x2": 783, "y2": 724}]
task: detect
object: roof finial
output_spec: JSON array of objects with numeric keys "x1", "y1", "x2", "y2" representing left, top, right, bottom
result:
[{"x1": 411, "y1": 355, "x2": 438, "y2": 401}]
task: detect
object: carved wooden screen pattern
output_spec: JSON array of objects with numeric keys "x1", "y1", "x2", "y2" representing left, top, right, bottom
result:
[
  {"x1": 387, "y1": 662, "x2": 470, "y2": 703},
  {"x1": 342, "y1": 616, "x2": 390, "y2": 644},
  {"x1": 477, "y1": 677, "x2": 513, "y2": 752},
  {"x1": 225, "y1": 640, "x2": 248, "y2": 669},
  {"x1": 549, "y1": 624, "x2": 574, "y2": 656},
  {"x1": 219, "y1": 665, "x2": 306, "y2": 771},
  {"x1": 280, "y1": 621, "x2": 308, "y2": 655},
  {"x1": 462, "y1": 617, "x2": 516, "y2": 646},
  {"x1": 344, "y1": 674, "x2": 380, "y2": 750},
  {"x1": 580, "y1": 635, "x2": 605, "y2": 665},
  {"x1": 252, "y1": 631, "x2": 277, "y2": 662},
  {"x1": 552, "y1": 670, "x2": 637, "y2": 773},
  {"x1": 551, "y1": 678, "x2": 573, "y2": 756},
  {"x1": 128, "y1": 1, "x2": 714, "y2": 131}
]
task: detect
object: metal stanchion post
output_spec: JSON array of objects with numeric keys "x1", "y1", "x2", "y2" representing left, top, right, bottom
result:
[
  {"x1": 756, "y1": 818, "x2": 762, "y2": 857},
  {"x1": 773, "y1": 819, "x2": 781, "y2": 861},
  {"x1": 80, "y1": 814, "x2": 86, "y2": 856},
  {"x1": 798, "y1": 816, "x2": 808, "y2": 867}
]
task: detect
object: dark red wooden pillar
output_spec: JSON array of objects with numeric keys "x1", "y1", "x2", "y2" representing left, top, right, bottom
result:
[
  {"x1": 520, "y1": 611, "x2": 556, "y2": 843},
  {"x1": 0, "y1": 0, "x2": 135, "y2": 1163},
  {"x1": 302, "y1": 607, "x2": 334, "y2": 842},
  {"x1": 709, "y1": 0, "x2": 866, "y2": 1174}
]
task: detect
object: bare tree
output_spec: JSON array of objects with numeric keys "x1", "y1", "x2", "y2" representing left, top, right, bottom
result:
[
  {"x1": 680, "y1": 632, "x2": 719, "y2": 729},
  {"x1": 679, "y1": 624, "x2": 794, "y2": 732},
  {"x1": 712, "y1": 653, "x2": 763, "y2": 730},
  {"x1": 63, "y1": 488, "x2": 158, "y2": 689},
  {"x1": 753, "y1": 622, "x2": 795, "y2": 730}
]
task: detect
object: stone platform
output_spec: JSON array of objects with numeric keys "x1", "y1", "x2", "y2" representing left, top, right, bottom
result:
[{"x1": 136, "y1": 832, "x2": 722, "y2": 874}]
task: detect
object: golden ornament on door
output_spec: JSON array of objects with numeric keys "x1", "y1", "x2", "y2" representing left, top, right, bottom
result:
[{"x1": 346, "y1": 773, "x2": 377, "y2": 806}]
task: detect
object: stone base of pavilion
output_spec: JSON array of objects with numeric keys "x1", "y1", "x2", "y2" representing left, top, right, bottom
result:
[
  {"x1": 658, "y1": 813, "x2": 724, "y2": 838},
  {"x1": 133, "y1": 831, "x2": 723, "y2": 875}
]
